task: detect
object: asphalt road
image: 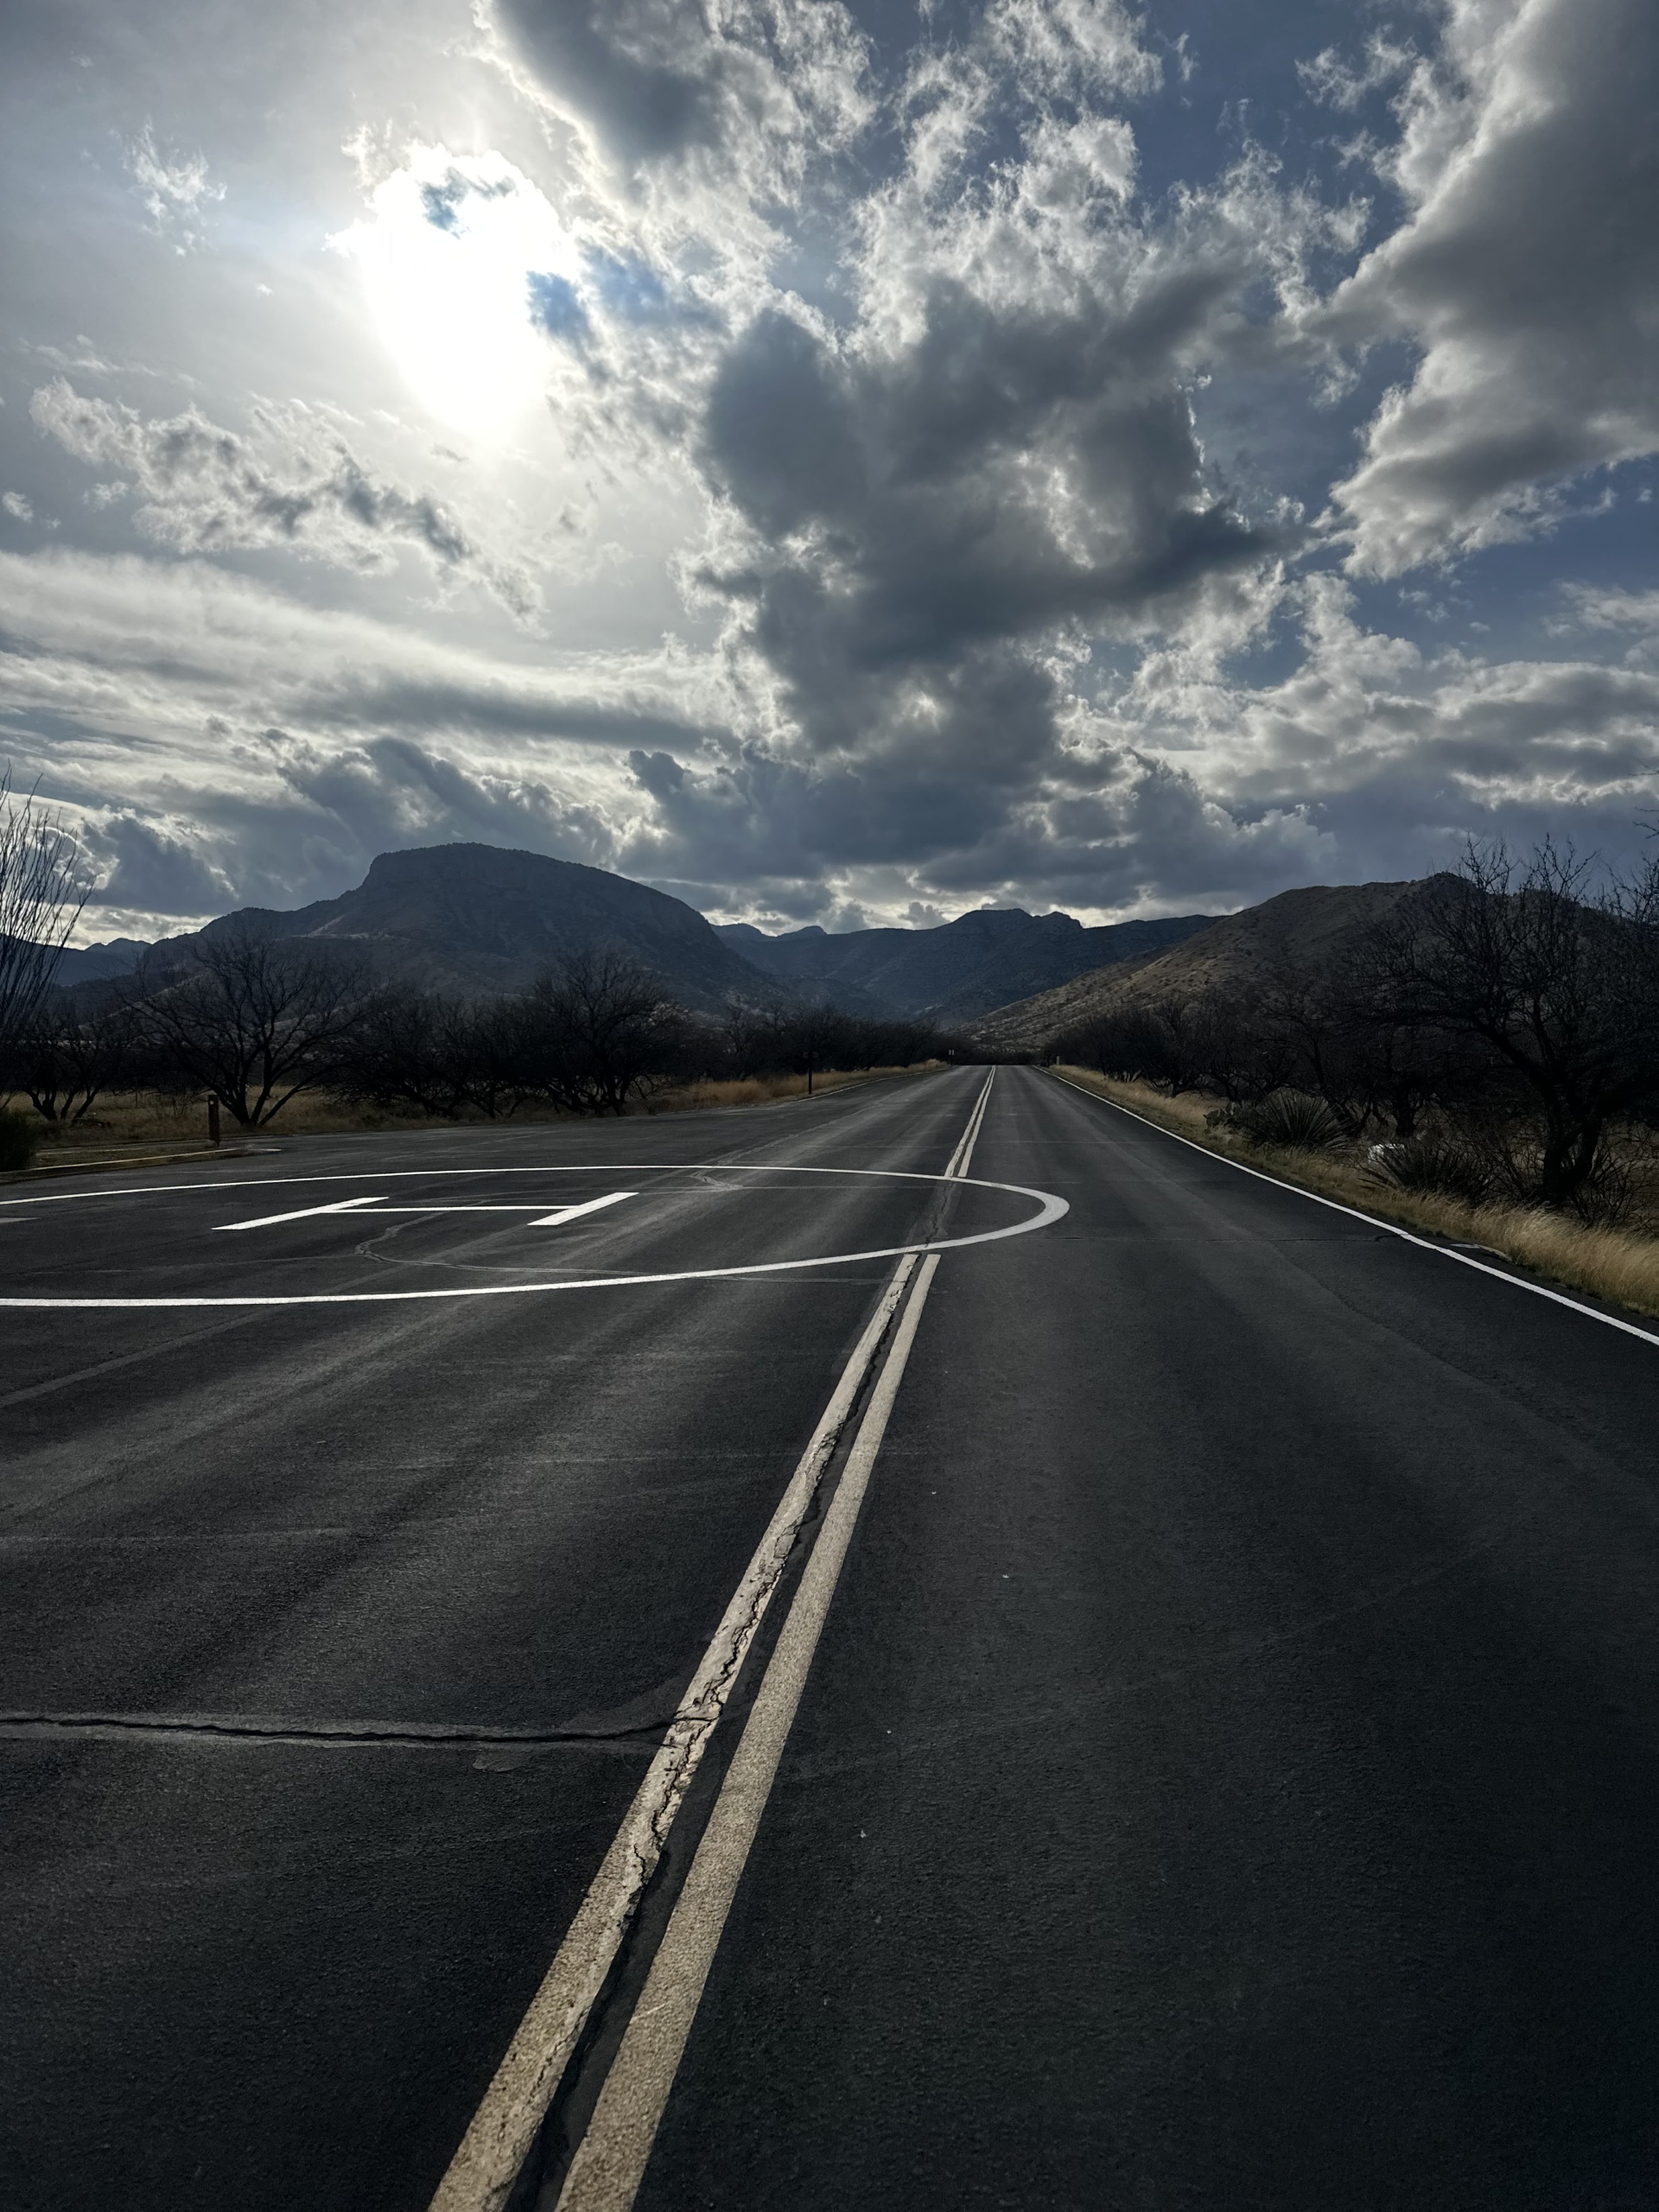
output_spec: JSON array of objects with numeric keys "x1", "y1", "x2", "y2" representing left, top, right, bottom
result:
[{"x1": 4, "y1": 1064, "x2": 1659, "y2": 2210}]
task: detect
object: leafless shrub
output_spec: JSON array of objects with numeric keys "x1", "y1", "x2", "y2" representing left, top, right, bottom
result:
[{"x1": 0, "y1": 769, "x2": 89, "y2": 1061}]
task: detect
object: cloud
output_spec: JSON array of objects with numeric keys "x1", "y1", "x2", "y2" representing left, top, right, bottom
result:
[
  {"x1": 29, "y1": 379, "x2": 540, "y2": 616},
  {"x1": 1561, "y1": 584, "x2": 1659, "y2": 640},
  {"x1": 486, "y1": 0, "x2": 874, "y2": 215},
  {"x1": 0, "y1": 546, "x2": 720, "y2": 765},
  {"x1": 1297, "y1": 34, "x2": 1414, "y2": 113},
  {"x1": 2, "y1": 492, "x2": 33, "y2": 522},
  {"x1": 83, "y1": 811, "x2": 235, "y2": 915},
  {"x1": 661, "y1": 10, "x2": 1336, "y2": 899},
  {"x1": 124, "y1": 121, "x2": 225, "y2": 250},
  {"x1": 1322, "y1": 0, "x2": 1659, "y2": 574},
  {"x1": 4, "y1": 0, "x2": 1656, "y2": 938}
]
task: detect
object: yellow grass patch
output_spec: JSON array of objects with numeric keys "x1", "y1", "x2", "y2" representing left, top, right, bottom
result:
[{"x1": 1052, "y1": 1065, "x2": 1659, "y2": 1323}]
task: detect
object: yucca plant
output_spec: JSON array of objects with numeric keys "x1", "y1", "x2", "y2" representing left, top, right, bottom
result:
[
  {"x1": 1367, "y1": 1134, "x2": 1497, "y2": 1207},
  {"x1": 1223, "y1": 1088, "x2": 1347, "y2": 1152}
]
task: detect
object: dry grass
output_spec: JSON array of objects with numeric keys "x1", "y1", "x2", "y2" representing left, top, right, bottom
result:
[
  {"x1": 1052, "y1": 1065, "x2": 1659, "y2": 1323},
  {"x1": 645, "y1": 1064, "x2": 932, "y2": 1113},
  {"x1": 1, "y1": 1060, "x2": 939, "y2": 1167},
  {"x1": 2, "y1": 1088, "x2": 410, "y2": 1160}
]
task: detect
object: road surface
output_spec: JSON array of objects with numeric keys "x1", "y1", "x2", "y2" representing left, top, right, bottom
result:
[{"x1": 3, "y1": 1063, "x2": 1658, "y2": 2210}]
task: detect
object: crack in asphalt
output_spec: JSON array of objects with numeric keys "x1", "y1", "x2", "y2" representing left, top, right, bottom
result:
[{"x1": 0, "y1": 1708, "x2": 676, "y2": 1751}]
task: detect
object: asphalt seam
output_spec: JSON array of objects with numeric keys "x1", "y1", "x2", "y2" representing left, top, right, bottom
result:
[{"x1": 0, "y1": 1710, "x2": 677, "y2": 1751}]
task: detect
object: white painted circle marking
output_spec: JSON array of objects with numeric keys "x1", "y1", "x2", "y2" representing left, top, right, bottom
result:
[{"x1": 0, "y1": 1163, "x2": 1067, "y2": 1307}]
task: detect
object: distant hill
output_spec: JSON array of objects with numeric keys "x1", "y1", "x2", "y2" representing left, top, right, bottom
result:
[
  {"x1": 35, "y1": 938, "x2": 150, "y2": 987},
  {"x1": 157, "y1": 845, "x2": 769, "y2": 1014},
  {"x1": 969, "y1": 880, "x2": 1425, "y2": 1052},
  {"x1": 717, "y1": 907, "x2": 1217, "y2": 1025}
]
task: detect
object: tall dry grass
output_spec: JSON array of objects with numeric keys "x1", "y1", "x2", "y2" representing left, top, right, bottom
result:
[
  {"x1": 1, "y1": 1061, "x2": 938, "y2": 1168},
  {"x1": 646, "y1": 1065, "x2": 931, "y2": 1113},
  {"x1": 1052, "y1": 1065, "x2": 1659, "y2": 1322}
]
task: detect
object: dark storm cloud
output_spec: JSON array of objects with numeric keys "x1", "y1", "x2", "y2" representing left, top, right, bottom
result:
[
  {"x1": 80, "y1": 730, "x2": 626, "y2": 924},
  {"x1": 491, "y1": 0, "x2": 871, "y2": 186},
  {"x1": 82, "y1": 810, "x2": 232, "y2": 913},
  {"x1": 702, "y1": 294, "x2": 1274, "y2": 687},
  {"x1": 620, "y1": 729, "x2": 1329, "y2": 918},
  {"x1": 260, "y1": 730, "x2": 618, "y2": 869},
  {"x1": 493, "y1": 0, "x2": 734, "y2": 167}
]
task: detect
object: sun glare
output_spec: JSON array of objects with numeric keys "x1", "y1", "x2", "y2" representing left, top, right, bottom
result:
[{"x1": 330, "y1": 147, "x2": 578, "y2": 442}]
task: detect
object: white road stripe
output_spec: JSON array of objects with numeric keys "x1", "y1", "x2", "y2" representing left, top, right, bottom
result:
[
  {"x1": 529, "y1": 1193, "x2": 637, "y2": 1228},
  {"x1": 254, "y1": 1196, "x2": 639, "y2": 1221},
  {"x1": 0, "y1": 1168, "x2": 1061, "y2": 1307},
  {"x1": 214, "y1": 1194, "x2": 634, "y2": 1232},
  {"x1": 213, "y1": 1197, "x2": 388, "y2": 1232},
  {"x1": 427, "y1": 1071, "x2": 994, "y2": 2212},
  {"x1": 550, "y1": 1075, "x2": 993, "y2": 2212}
]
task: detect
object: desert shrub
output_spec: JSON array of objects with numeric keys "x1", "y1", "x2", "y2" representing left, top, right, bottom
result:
[
  {"x1": 1367, "y1": 1133, "x2": 1497, "y2": 1208},
  {"x1": 1214, "y1": 1088, "x2": 1345, "y2": 1152},
  {"x1": 1567, "y1": 1151, "x2": 1635, "y2": 1228},
  {"x1": 0, "y1": 1106, "x2": 39, "y2": 1170}
]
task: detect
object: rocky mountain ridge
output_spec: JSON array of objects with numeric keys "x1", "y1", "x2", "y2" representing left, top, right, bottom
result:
[{"x1": 969, "y1": 880, "x2": 1425, "y2": 1052}]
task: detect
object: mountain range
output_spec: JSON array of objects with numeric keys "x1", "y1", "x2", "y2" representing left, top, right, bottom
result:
[
  {"x1": 969, "y1": 880, "x2": 1422, "y2": 1052},
  {"x1": 79, "y1": 842, "x2": 1221, "y2": 1027},
  {"x1": 174, "y1": 844, "x2": 760, "y2": 1013},
  {"x1": 716, "y1": 908, "x2": 1213, "y2": 1025},
  {"x1": 30, "y1": 938, "x2": 149, "y2": 986}
]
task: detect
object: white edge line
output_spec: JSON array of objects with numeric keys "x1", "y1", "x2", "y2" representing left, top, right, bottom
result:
[{"x1": 1048, "y1": 1069, "x2": 1659, "y2": 1351}]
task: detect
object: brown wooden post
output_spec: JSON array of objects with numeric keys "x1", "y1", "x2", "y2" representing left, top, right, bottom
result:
[{"x1": 207, "y1": 1094, "x2": 220, "y2": 1147}]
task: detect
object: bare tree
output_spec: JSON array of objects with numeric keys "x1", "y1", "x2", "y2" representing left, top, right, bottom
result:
[
  {"x1": 773, "y1": 1001, "x2": 853, "y2": 1094},
  {"x1": 130, "y1": 925, "x2": 372, "y2": 1125},
  {"x1": 6, "y1": 992, "x2": 136, "y2": 1122},
  {"x1": 453, "y1": 996, "x2": 541, "y2": 1120},
  {"x1": 1056, "y1": 990, "x2": 1293, "y2": 1101},
  {"x1": 0, "y1": 769, "x2": 88, "y2": 1062},
  {"x1": 335, "y1": 985, "x2": 475, "y2": 1118},
  {"x1": 523, "y1": 947, "x2": 683, "y2": 1115},
  {"x1": 1365, "y1": 841, "x2": 1659, "y2": 1205}
]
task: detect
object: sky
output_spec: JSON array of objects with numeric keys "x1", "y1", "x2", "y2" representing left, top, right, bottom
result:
[{"x1": 0, "y1": 0, "x2": 1656, "y2": 941}]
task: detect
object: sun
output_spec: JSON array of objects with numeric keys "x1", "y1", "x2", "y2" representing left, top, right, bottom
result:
[{"x1": 331, "y1": 146, "x2": 578, "y2": 442}]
